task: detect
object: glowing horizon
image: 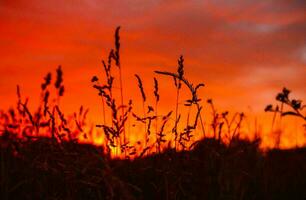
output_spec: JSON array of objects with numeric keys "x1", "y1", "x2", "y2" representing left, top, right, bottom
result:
[{"x1": 0, "y1": 1, "x2": 305, "y2": 153}]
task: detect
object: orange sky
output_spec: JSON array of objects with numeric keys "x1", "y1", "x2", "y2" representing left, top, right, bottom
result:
[{"x1": 0, "y1": 1, "x2": 305, "y2": 148}]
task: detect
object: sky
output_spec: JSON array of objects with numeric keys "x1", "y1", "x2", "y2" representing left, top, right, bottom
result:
[{"x1": 0, "y1": 0, "x2": 305, "y2": 147}]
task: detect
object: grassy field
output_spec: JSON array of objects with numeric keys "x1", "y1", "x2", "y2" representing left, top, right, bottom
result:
[
  {"x1": 0, "y1": 27, "x2": 305, "y2": 200},
  {"x1": 1, "y1": 134, "x2": 305, "y2": 200}
]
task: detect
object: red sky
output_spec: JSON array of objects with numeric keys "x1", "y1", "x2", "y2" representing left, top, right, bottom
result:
[{"x1": 0, "y1": 1, "x2": 305, "y2": 147}]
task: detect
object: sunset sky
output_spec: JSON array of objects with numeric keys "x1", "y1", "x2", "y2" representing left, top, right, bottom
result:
[{"x1": 0, "y1": 1, "x2": 305, "y2": 143}]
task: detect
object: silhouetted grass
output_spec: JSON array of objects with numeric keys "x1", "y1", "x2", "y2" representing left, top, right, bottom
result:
[
  {"x1": 1, "y1": 134, "x2": 305, "y2": 200},
  {"x1": 0, "y1": 27, "x2": 305, "y2": 200}
]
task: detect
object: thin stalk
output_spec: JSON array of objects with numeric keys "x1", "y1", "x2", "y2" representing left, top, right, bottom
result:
[
  {"x1": 97, "y1": 79, "x2": 107, "y2": 126},
  {"x1": 101, "y1": 97, "x2": 106, "y2": 125},
  {"x1": 143, "y1": 101, "x2": 147, "y2": 148},
  {"x1": 196, "y1": 104, "x2": 205, "y2": 138},
  {"x1": 279, "y1": 102, "x2": 284, "y2": 127},
  {"x1": 174, "y1": 86, "x2": 180, "y2": 150},
  {"x1": 119, "y1": 66, "x2": 126, "y2": 146},
  {"x1": 271, "y1": 108, "x2": 277, "y2": 132},
  {"x1": 155, "y1": 101, "x2": 159, "y2": 153}
]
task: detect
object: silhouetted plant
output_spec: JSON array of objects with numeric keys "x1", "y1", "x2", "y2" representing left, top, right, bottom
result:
[
  {"x1": 155, "y1": 56, "x2": 205, "y2": 149},
  {"x1": 207, "y1": 99, "x2": 244, "y2": 144},
  {"x1": 265, "y1": 87, "x2": 306, "y2": 131},
  {"x1": 55, "y1": 65, "x2": 65, "y2": 98},
  {"x1": 153, "y1": 77, "x2": 160, "y2": 152},
  {"x1": 1, "y1": 26, "x2": 305, "y2": 200},
  {"x1": 92, "y1": 27, "x2": 132, "y2": 156},
  {"x1": 156, "y1": 111, "x2": 173, "y2": 151},
  {"x1": 0, "y1": 66, "x2": 88, "y2": 146},
  {"x1": 265, "y1": 88, "x2": 305, "y2": 120},
  {"x1": 265, "y1": 87, "x2": 305, "y2": 147},
  {"x1": 134, "y1": 74, "x2": 149, "y2": 147}
]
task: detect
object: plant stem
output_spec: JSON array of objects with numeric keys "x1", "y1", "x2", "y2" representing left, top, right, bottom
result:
[
  {"x1": 196, "y1": 104, "x2": 205, "y2": 138},
  {"x1": 174, "y1": 87, "x2": 180, "y2": 150},
  {"x1": 143, "y1": 101, "x2": 147, "y2": 148},
  {"x1": 119, "y1": 66, "x2": 125, "y2": 147},
  {"x1": 155, "y1": 100, "x2": 159, "y2": 153}
]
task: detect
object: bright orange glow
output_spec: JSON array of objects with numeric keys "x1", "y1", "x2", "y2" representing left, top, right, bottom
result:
[{"x1": 0, "y1": 1, "x2": 305, "y2": 157}]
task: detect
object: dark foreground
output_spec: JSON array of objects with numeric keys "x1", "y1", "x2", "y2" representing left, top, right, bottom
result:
[{"x1": 1, "y1": 134, "x2": 305, "y2": 200}]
